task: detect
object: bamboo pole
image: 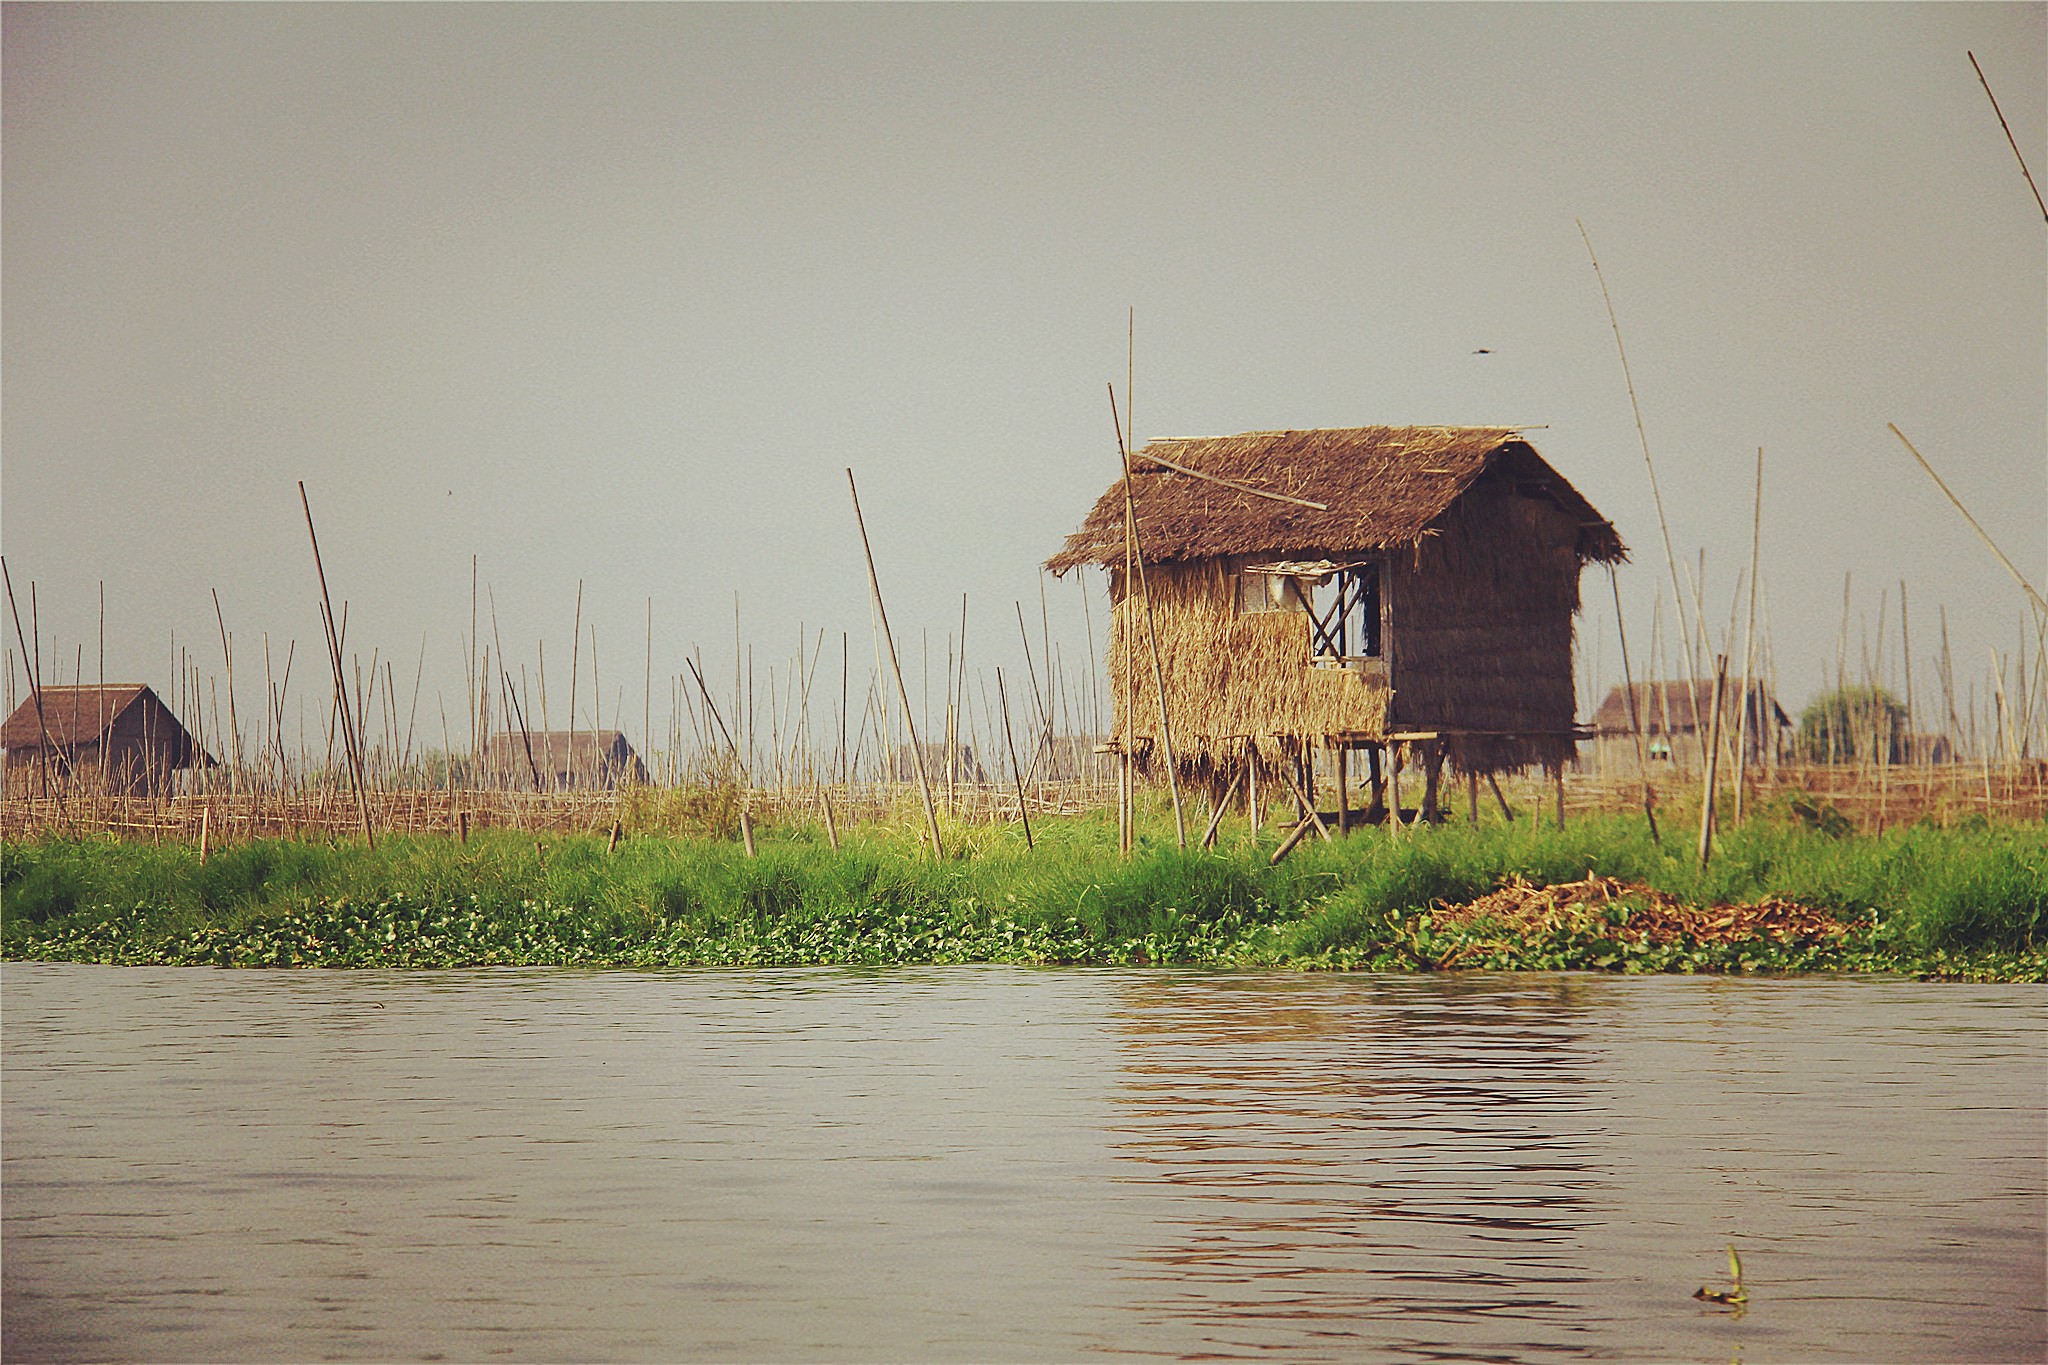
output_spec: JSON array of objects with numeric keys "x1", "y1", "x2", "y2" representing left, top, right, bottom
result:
[
  {"x1": 1890, "y1": 424, "x2": 2048, "y2": 620},
  {"x1": 997, "y1": 669, "x2": 1034, "y2": 850},
  {"x1": 1969, "y1": 50, "x2": 2048, "y2": 224},
  {"x1": 1109, "y1": 384, "x2": 1186, "y2": 850},
  {"x1": 1579, "y1": 220, "x2": 1705, "y2": 730},
  {"x1": 1733, "y1": 447, "x2": 1762, "y2": 824},
  {"x1": 846, "y1": 468, "x2": 944, "y2": 859},
  {"x1": 298, "y1": 483, "x2": 374, "y2": 849},
  {"x1": 1201, "y1": 766, "x2": 1242, "y2": 850},
  {"x1": 1, "y1": 560, "x2": 64, "y2": 806},
  {"x1": 1697, "y1": 654, "x2": 1728, "y2": 868},
  {"x1": 1608, "y1": 566, "x2": 1660, "y2": 844}
]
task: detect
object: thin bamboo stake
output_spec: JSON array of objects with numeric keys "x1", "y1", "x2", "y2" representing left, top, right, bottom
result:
[
  {"x1": 997, "y1": 669, "x2": 1034, "y2": 850},
  {"x1": 1969, "y1": 50, "x2": 2048, "y2": 224},
  {"x1": 1733, "y1": 447, "x2": 1762, "y2": 824},
  {"x1": 846, "y1": 468, "x2": 944, "y2": 859},
  {"x1": 1109, "y1": 384, "x2": 1186, "y2": 849},
  {"x1": 298, "y1": 484, "x2": 374, "y2": 848},
  {"x1": 1609, "y1": 566, "x2": 1660, "y2": 844},
  {"x1": 1, "y1": 560, "x2": 64, "y2": 805},
  {"x1": 1697, "y1": 654, "x2": 1728, "y2": 868},
  {"x1": 1890, "y1": 424, "x2": 2048, "y2": 619},
  {"x1": 1579, "y1": 220, "x2": 1703, "y2": 724}
]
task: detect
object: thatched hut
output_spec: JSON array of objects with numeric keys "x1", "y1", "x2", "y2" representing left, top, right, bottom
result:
[
  {"x1": 1591, "y1": 679, "x2": 1791, "y2": 772},
  {"x1": 479, "y1": 729, "x2": 649, "y2": 790},
  {"x1": 0, "y1": 684, "x2": 212, "y2": 796},
  {"x1": 1046, "y1": 426, "x2": 1625, "y2": 817}
]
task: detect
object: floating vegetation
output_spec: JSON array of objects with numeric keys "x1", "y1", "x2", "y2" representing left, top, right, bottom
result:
[
  {"x1": 2, "y1": 811, "x2": 2041, "y2": 978},
  {"x1": 1694, "y1": 1244, "x2": 1749, "y2": 1316}
]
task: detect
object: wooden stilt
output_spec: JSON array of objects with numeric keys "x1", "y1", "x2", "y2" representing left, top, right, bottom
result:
[
  {"x1": 1246, "y1": 742, "x2": 1260, "y2": 831},
  {"x1": 1388, "y1": 743, "x2": 1405, "y2": 832},
  {"x1": 1336, "y1": 743, "x2": 1349, "y2": 834},
  {"x1": 1201, "y1": 765, "x2": 1242, "y2": 851},
  {"x1": 1553, "y1": 764, "x2": 1566, "y2": 830},
  {"x1": 1421, "y1": 742, "x2": 1444, "y2": 823},
  {"x1": 1486, "y1": 772, "x2": 1515, "y2": 821},
  {"x1": 1366, "y1": 745, "x2": 1385, "y2": 820},
  {"x1": 1467, "y1": 770, "x2": 1479, "y2": 824},
  {"x1": 1275, "y1": 753, "x2": 1331, "y2": 843},
  {"x1": 1269, "y1": 813, "x2": 1317, "y2": 865}
]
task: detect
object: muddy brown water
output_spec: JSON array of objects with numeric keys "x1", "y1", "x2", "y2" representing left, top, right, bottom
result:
[{"x1": 4, "y1": 964, "x2": 2042, "y2": 1362}]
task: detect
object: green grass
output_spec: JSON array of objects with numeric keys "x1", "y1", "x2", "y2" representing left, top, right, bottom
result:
[{"x1": 3, "y1": 802, "x2": 2042, "y2": 979}]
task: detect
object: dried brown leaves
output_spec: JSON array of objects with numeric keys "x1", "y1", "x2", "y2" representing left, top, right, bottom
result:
[{"x1": 1432, "y1": 874, "x2": 1856, "y2": 946}]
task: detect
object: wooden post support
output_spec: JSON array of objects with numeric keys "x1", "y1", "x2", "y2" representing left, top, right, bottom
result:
[
  {"x1": 1246, "y1": 743, "x2": 1260, "y2": 831},
  {"x1": 1201, "y1": 766, "x2": 1241, "y2": 850},
  {"x1": 1269, "y1": 813, "x2": 1317, "y2": 865},
  {"x1": 819, "y1": 786, "x2": 840, "y2": 851},
  {"x1": 1275, "y1": 753, "x2": 1331, "y2": 843},
  {"x1": 198, "y1": 804, "x2": 211, "y2": 865},
  {"x1": 740, "y1": 808, "x2": 757, "y2": 859},
  {"x1": 1486, "y1": 772, "x2": 1515, "y2": 822},
  {"x1": 1387, "y1": 743, "x2": 1406, "y2": 833},
  {"x1": 1336, "y1": 743, "x2": 1349, "y2": 834},
  {"x1": 1468, "y1": 770, "x2": 1480, "y2": 824},
  {"x1": 1697, "y1": 654, "x2": 1729, "y2": 868},
  {"x1": 1553, "y1": 764, "x2": 1566, "y2": 830},
  {"x1": 458, "y1": 809, "x2": 470, "y2": 844}
]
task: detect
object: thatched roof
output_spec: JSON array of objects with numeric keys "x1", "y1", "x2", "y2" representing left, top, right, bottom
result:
[
  {"x1": 480, "y1": 729, "x2": 648, "y2": 784},
  {"x1": 0, "y1": 684, "x2": 211, "y2": 770},
  {"x1": 3, "y1": 684, "x2": 158, "y2": 748},
  {"x1": 1046, "y1": 426, "x2": 1626, "y2": 574},
  {"x1": 1593, "y1": 680, "x2": 1791, "y2": 736}
]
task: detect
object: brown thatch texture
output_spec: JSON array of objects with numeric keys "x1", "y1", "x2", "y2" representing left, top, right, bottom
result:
[
  {"x1": 1047, "y1": 427, "x2": 1625, "y2": 574},
  {"x1": 0, "y1": 684, "x2": 150, "y2": 748},
  {"x1": 1106, "y1": 561, "x2": 1389, "y2": 770},
  {"x1": 1382, "y1": 470, "x2": 1585, "y2": 774},
  {"x1": 0, "y1": 684, "x2": 210, "y2": 795},
  {"x1": 479, "y1": 730, "x2": 649, "y2": 789},
  {"x1": 1593, "y1": 680, "x2": 1792, "y2": 736}
]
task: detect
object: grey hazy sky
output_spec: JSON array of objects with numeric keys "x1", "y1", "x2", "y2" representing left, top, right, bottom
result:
[{"x1": 4, "y1": 2, "x2": 2042, "y2": 755}]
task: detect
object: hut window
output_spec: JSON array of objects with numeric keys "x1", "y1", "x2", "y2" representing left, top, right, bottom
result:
[
  {"x1": 1307, "y1": 564, "x2": 1383, "y2": 661},
  {"x1": 1236, "y1": 570, "x2": 1302, "y2": 615}
]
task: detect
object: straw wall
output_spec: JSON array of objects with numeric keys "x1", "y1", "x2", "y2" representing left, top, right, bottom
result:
[{"x1": 1106, "y1": 560, "x2": 1390, "y2": 773}]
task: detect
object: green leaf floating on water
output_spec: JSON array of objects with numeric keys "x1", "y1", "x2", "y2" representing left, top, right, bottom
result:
[{"x1": 1694, "y1": 1244, "x2": 1748, "y2": 1310}]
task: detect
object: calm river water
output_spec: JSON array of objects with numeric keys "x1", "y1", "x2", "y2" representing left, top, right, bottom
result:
[{"x1": 3, "y1": 964, "x2": 2042, "y2": 1363}]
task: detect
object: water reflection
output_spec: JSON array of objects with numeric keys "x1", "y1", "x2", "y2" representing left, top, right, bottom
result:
[
  {"x1": 1106, "y1": 976, "x2": 1613, "y2": 1359},
  {"x1": 3, "y1": 965, "x2": 2042, "y2": 1363}
]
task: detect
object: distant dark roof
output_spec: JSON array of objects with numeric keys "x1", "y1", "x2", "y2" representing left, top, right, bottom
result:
[
  {"x1": 481, "y1": 729, "x2": 646, "y2": 774},
  {"x1": 0, "y1": 683, "x2": 210, "y2": 769},
  {"x1": 2, "y1": 684, "x2": 153, "y2": 748},
  {"x1": 1047, "y1": 426, "x2": 1626, "y2": 573},
  {"x1": 1593, "y1": 680, "x2": 1791, "y2": 736}
]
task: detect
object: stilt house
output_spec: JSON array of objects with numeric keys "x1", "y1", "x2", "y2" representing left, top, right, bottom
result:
[
  {"x1": 479, "y1": 729, "x2": 648, "y2": 790},
  {"x1": 1045, "y1": 426, "x2": 1626, "y2": 815},
  {"x1": 1591, "y1": 679, "x2": 1791, "y2": 772},
  {"x1": 0, "y1": 684, "x2": 212, "y2": 796}
]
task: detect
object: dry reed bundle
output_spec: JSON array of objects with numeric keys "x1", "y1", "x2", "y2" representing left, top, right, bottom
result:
[{"x1": 1106, "y1": 561, "x2": 1389, "y2": 773}]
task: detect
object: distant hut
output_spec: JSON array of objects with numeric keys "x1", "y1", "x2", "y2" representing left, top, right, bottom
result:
[
  {"x1": 479, "y1": 730, "x2": 649, "y2": 791},
  {"x1": 0, "y1": 684, "x2": 212, "y2": 796},
  {"x1": 1590, "y1": 679, "x2": 1791, "y2": 772},
  {"x1": 1045, "y1": 426, "x2": 1626, "y2": 816}
]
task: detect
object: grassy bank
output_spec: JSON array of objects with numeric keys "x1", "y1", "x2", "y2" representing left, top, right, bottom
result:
[{"x1": 3, "y1": 802, "x2": 2042, "y2": 980}]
